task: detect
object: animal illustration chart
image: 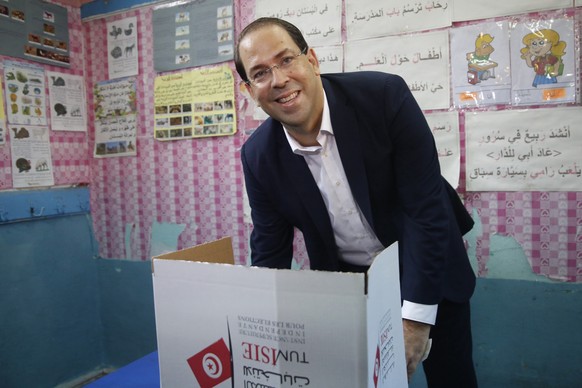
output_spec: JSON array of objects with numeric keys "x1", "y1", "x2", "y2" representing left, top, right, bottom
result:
[
  {"x1": 9, "y1": 125, "x2": 54, "y2": 188},
  {"x1": 2, "y1": 61, "x2": 47, "y2": 126},
  {"x1": 107, "y1": 16, "x2": 138, "y2": 80},
  {"x1": 47, "y1": 72, "x2": 87, "y2": 132}
]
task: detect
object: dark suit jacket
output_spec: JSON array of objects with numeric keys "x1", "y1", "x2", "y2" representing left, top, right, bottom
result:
[{"x1": 241, "y1": 71, "x2": 475, "y2": 305}]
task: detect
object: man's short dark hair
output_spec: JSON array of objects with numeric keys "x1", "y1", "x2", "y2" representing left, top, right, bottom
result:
[{"x1": 234, "y1": 17, "x2": 309, "y2": 83}]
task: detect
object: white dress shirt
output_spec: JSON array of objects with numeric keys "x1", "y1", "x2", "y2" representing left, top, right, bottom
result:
[{"x1": 282, "y1": 92, "x2": 437, "y2": 325}]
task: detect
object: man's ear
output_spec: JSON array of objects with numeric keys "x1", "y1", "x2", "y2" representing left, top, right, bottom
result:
[{"x1": 307, "y1": 47, "x2": 321, "y2": 76}]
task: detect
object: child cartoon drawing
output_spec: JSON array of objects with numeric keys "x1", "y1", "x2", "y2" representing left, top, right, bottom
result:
[
  {"x1": 466, "y1": 33, "x2": 497, "y2": 84},
  {"x1": 520, "y1": 29, "x2": 566, "y2": 87}
]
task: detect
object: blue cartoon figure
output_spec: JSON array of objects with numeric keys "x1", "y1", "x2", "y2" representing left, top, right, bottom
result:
[{"x1": 520, "y1": 29, "x2": 566, "y2": 87}]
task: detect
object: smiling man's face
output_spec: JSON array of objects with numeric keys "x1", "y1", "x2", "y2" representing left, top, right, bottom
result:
[{"x1": 238, "y1": 24, "x2": 324, "y2": 138}]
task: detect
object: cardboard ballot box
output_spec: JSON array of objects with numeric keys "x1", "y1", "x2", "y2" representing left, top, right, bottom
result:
[{"x1": 152, "y1": 237, "x2": 407, "y2": 388}]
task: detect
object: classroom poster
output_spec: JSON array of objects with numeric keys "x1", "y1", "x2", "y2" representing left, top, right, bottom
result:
[
  {"x1": 107, "y1": 16, "x2": 138, "y2": 80},
  {"x1": 346, "y1": 0, "x2": 451, "y2": 40},
  {"x1": 154, "y1": 65, "x2": 236, "y2": 140},
  {"x1": 153, "y1": 0, "x2": 234, "y2": 72},
  {"x1": 450, "y1": 21, "x2": 511, "y2": 108},
  {"x1": 3, "y1": 61, "x2": 47, "y2": 126},
  {"x1": 9, "y1": 125, "x2": 54, "y2": 188},
  {"x1": 452, "y1": 0, "x2": 572, "y2": 22},
  {"x1": 47, "y1": 72, "x2": 87, "y2": 132},
  {"x1": 510, "y1": 17, "x2": 576, "y2": 106},
  {"x1": 254, "y1": 0, "x2": 342, "y2": 46},
  {"x1": 465, "y1": 107, "x2": 582, "y2": 191},
  {"x1": 93, "y1": 77, "x2": 137, "y2": 157},
  {"x1": 344, "y1": 30, "x2": 450, "y2": 110},
  {"x1": 0, "y1": 78, "x2": 5, "y2": 145},
  {"x1": 314, "y1": 45, "x2": 344, "y2": 74},
  {"x1": 425, "y1": 111, "x2": 460, "y2": 189}
]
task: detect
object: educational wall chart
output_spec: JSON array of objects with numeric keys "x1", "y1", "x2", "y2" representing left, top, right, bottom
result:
[
  {"x1": 93, "y1": 77, "x2": 137, "y2": 158},
  {"x1": 510, "y1": 17, "x2": 576, "y2": 106},
  {"x1": 314, "y1": 45, "x2": 344, "y2": 74},
  {"x1": 346, "y1": 0, "x2": 451, "y2": 40},
  {"x1": 450, "y1": 21, "x2": 512, "y2": 108},
  {"x1": 344, "y1": 30, "x2": 450, "y2": 110},
  {"x1": 154, "y1": 65, "x2": 236, "y2": 140},
  {"x1": 0, "y1": 78, "x2": 5, "y2": 145},
  {"x1": 9, "y1": 125, "x2": 54, "y2": 188},
  {"x1": 0, "y1": 0, "x2": 70, "y2": 67},
  {"x1": 452, "y1": 0, "x2": 573, "y2": 22},
  {"x1": 255, "y1": 0, "x2": 342, "y2": 47},
  {"x1": 3, "y1": 61, "x2": 47, "y2": 126},
  {"x1": 425, "y1": 111, "x2": 460, "y2": 189},
  {"x1": 153, "y1": 0, "x2": 234, "y2": 72},
  {"x1": 47, "y1": 72, "x2": 87, "y2": 132},
  {"x1": 107, "y1": 16, "x2": 138, "y2": 80},
  {"x1": 466, "y1": 107, "x2": 582, "y2": 192}
]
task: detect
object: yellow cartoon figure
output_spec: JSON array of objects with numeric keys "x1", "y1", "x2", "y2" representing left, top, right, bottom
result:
[
  {"x1": 466, "y1": 33, "x2": 497, "y2": 84},
  {"x1": 520, "y1": 29, "x2": 566, "y2": 87}
]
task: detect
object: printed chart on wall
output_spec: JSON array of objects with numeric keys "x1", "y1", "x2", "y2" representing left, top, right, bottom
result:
[
  {"x1": 345, "y1": 30, "x2": 450, "y2": 110},
  {"x1": 254, "y1": 0, "x2": 342, "y2": 47},
  {"x1": 0, "y1": 0, "x2": 70, "y2": 67},
  {"x1": 466, "y1": 107, "x2": 582, "y2": 191},
  {"x1": 0, "y1": 78, "x2": 5, "y2": 145},
  {"x1": 47, "y1": 72, "x2": 87, "y2": 132},
  {"x1": 9, "y1": 125, "x2": 54, "y2": 188},
  {"x1": 3, "y1": 61, "x2": 47, "y2": 126},
  {"x1": 154, "y1": 65, "x2": 236, "y2": 140},
  {"x1": 93, "y1": 77, "x2": 137, "y2": 157},
  {"x1": 107, "y1": 16, "x2": 138, "y2": 80},
  {"x1": 153, "y1": 0, "x2": 234, "y2": 72}
]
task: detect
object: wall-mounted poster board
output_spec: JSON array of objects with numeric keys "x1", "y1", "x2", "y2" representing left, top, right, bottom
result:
[
  {"x1": 153, "y1": 0, "x2": 234, "y2": 72},
  {"x1": 0, "y1": 0, "x2": 70, "y2": 68}
]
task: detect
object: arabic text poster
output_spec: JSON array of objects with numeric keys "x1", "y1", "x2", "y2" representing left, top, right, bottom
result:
[
  {"x1": 510, "y1": 17, "x2": 576, "y2": 106},
  {"x1": 450, "y1": 21, "x2": 511, "y2": 108},
  {"x1": 466, "y1": 107, "x2": 582, "y2": 192},
  {"x1": 313, "y1": 45, "x2": 343, "y2": 74},
  {"x1": 452, "y1": 0, "x2": 572, "y2": 22},
  {"x1": 93, "y1": 77, "x2": 137, "y2": 157},
  {"x1": 3, "y1": 61, "x2": 47, "y2": 126},
  {"x1": 425, "y1": 111, "x2": 460, "y2": 189},
  {"x1": 107, "y1": 16, "x2": 138, "y2": 80},
  {"x1": 346, "y1": 0, "x2": 451, "y2": 40},
  {"x1": 47, "y1": 72, "x2": 87, "y2": 132},
  {"x1": 10, "y1": 125, "x2": 54, "y2": 188},
  {"x1": 344, "y1": 30, "x2": 450, "y2": 110},
  {"x1": 254, "y1": 0, "x2": 342, "y2": 46},
  {"x1": 154, "y1": 65, "x2": 236, "y2": 140}
]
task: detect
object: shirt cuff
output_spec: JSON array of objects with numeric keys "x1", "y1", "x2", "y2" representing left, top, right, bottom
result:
[{"x1": 401, "y1": 300, "x2": 438, "y2": 325}]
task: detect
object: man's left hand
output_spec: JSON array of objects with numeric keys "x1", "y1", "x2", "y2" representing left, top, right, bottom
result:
[{"x1": 402, "y1": 318, "x2": 431, "y2": 381}]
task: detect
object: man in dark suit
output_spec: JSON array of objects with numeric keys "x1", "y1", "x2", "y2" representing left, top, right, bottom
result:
[{"x1": 235, "y1": 17, "x2": 478, "y2": 387}]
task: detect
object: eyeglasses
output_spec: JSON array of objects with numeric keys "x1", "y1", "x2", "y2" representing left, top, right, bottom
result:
[{"x1": 246, "y1": 48, "x2": 307, "y2": 87}]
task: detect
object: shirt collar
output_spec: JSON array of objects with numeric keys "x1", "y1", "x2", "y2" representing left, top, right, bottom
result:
[{"x1": 283, "y1": 90, "x2": 333, "y2": 155}]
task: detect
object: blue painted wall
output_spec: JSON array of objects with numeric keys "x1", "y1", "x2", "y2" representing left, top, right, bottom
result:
[{"x1": 0, "y1": 199, "x2": 156, "y2": 387}]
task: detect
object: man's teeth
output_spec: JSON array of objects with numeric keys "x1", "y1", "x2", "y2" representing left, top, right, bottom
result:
[{"x1": 278, "y1": 92, "x2": 298, "y2": 103}]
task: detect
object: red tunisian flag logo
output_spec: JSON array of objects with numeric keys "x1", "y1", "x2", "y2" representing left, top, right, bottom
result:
[{"x1": 187, "y1": 338, "x2": 232, "y2": 388}]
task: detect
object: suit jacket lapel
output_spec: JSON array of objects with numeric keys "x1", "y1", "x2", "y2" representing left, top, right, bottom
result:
[{"x1": 322, "y1": 78, "x2": 375, "y2": 231}]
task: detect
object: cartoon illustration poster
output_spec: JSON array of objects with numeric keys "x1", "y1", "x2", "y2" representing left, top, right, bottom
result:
[
  {"x1": 107, "y1": 16, "x2": 138, "y2": 80},
  {"x1": 9, "y1": 125, "x2": 54, "y2": 188},
  {"x1": 450, "y1": 21, "x2": 511, "y2": 108},
  {"x1": 510, "y1": 17, "x2": 576, "y2": 106},
  {"x1": 3, "y1": 61, "x2": 47, "y2": 126},
  {"x1": 47, "y1": 72, "x2": 87, "y2": 132}
]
